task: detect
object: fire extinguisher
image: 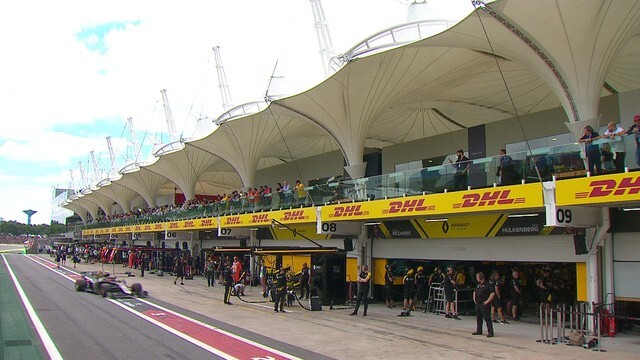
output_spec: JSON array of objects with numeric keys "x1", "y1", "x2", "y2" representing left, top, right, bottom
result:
[{"x1": 607, "y1": 312, "x2": 616, "y2": 337}]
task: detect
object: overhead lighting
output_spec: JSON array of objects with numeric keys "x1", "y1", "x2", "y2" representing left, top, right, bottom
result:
[
  {"x1": 622, "y1": 207, "x2": 640, "y2": 212},
  {"x1": 425, "y1": 218, "x2": 447, "y2": 222},
  {"x1": 363, "y1": 222, "x2": 381, "y2": 226},
  {"x1": 508, "y1": 213, "x2": 539, "y2": 218},
  {"x1": 249, "y1": 228, "x2": 259, "y2": 231}
]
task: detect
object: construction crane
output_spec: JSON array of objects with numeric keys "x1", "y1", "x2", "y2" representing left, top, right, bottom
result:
[
  {"x1": 160, "y1": 89, "x2": 179, "y2": 142},
  {"x1": 309, "y1": 0, "x2": 335, "y2": 77},
  {"x1": 106, "y1": 136, "x2": 117, "y2": 177},
  {"x1": 212, "y1": 46, "x2": 233, "y2": 111},
  {"x1": 126, "y1": 117, "x2": 140, "y2": 162}
]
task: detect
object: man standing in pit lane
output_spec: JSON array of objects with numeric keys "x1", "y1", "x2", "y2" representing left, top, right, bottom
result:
[
  {"x1": 399, "y1": 268, "x2": 415, "y2": 317},
  {"x1": 473, "y1": 272, "x2": 496, "y2": 338},
  {"x1": 350, "y1": 264, "x2": 372, "y2": 317},
  {"x1": 274, "y1": 267, "x2": 287, "y2": 313},
  {"x1": 444, "y1": 266, "x2": 461, "y2": 320},
  {"x1": 223, "y1": 263, "x2": 233, "y2": 305},
  {"x1": 384, "y1": 264, "x2": 396, "y2": 309},
  {"x1": 413, "y1": 266, "x2": 427, "y2": 311}
]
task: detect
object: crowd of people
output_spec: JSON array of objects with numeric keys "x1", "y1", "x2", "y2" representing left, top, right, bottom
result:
[{"x1": 87, "y1": 179, "x2": 309, "y2": 226}]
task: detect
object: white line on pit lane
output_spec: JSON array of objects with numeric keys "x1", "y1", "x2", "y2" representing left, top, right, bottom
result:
[
  {"x1": 2, "y1": 254, "x2": 64, "y2": 360},
  {"x1": 26, "y1": 255, "x2": 301, "y2": 360}
]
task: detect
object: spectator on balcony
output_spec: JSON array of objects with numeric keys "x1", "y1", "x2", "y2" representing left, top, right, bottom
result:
[
  {"x1": 276, "y1": 182, "x2": 284, "y2": 207},
  {"x1": 626, "y1": 114, "x2": 640, "y2": 166},
  {"x1": 578, "y1": 125, "x2": 602, "y2": 175},
  {"x1": 295, "y1": 180, "x2": 306, "y2": 206},
  {"x1": 602, "y1": 121, "x2": 626, "y2": 172},
  {"x1": 449, "y1": 149, "x2": 470, "y2": 191},
  {"x1": 282, "y1": 181, "x2": 292, "y2": 207},
  {"x1": 497, "y1": 149, "x2": 516, "y2": 185}
]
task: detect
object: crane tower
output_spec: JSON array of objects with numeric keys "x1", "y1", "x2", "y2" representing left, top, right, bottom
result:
[
  {"x1": 212, "y1": 46, "x2": 233, "y2": 111},
  {"x1": 309, "y1": 0, "x2": 335, "y2": 77}
]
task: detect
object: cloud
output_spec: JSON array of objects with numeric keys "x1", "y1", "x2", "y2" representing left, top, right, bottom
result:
[{"x1": 0, "y1": 0, "x2": 475, "y2": 223}]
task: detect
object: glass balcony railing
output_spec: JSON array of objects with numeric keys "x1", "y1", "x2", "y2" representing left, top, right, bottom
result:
[{"x1": 78, "y1": 136, "x2": 639, "y2": 231}]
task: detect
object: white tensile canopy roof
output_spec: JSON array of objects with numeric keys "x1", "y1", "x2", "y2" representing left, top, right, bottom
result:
[{"x1": 67, "y1": 0, "x2": 640, "y2": 220}]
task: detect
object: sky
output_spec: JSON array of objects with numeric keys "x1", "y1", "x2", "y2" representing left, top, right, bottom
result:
[{"x1": 0, "y1": 0, "x2": 476, "y2": 225}]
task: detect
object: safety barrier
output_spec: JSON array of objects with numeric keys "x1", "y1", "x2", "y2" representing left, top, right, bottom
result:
[{"x1": 538, "y1": 303, "x2": 605, "y2": 352}]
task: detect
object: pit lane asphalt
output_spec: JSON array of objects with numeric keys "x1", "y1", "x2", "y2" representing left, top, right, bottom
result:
[
  {"x1": 9, "y1": 253, "x2": 640, "y2": 360},
  {"x1": 5, "y1": 253, "x2": 327, "y2": 359}
]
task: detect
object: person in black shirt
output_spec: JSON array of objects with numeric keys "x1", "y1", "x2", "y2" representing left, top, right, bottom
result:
[
  {"x1": 274, "y1": 267, "x2": 287, "y2": 313},
  {"x1": 350, "y1": 265, "x2": 372, "y2": 316},
  {"x1": 413, "y1": 266, "x2": 427, "y2": 311},
  {"x1": 473, "y1": 272, "x2": 496, "y2": 337},
  {"x1": 510, "y1": 270, "x2": 522, "y2": 321},
  {"x1": 443, "y1": 266, "x2": 460, "y2": 319},
  {"x1": 223, "y1": 264, "x2": 233, "y2": 305},
  {"x1": 399, "y1": 268, "x2": 415, "y2": 317},
  {"x1": 449, "y1": 149, "x2": 470, "y2": 191},
  {"x1": 299, "y1": 262, "x2": 311, "y2": 300},
  {"x1": 578, "y1": 125, "x2": 602, "y2": 175},
  {"x1": 384, "y1": 264, "x2": 396, "y2": 309},
  {"x1": 489, "y1": 270, "x2": 508, "y2": 324}
]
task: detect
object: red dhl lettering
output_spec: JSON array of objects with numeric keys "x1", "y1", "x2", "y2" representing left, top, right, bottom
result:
[
  {"x1": 168, "y1": 222, "x2": 178, "y2": 229},
  {"x1": 144, "y1": 225, "x2": 151, "y2": 230},
  {"x1": 283, "y1": 210, "x2": 306, "y2": 221},
  {"x1": 155, "y1": 224, "x2": 164, "y2": 229},
  {"x1": 385, "y1": 199, "x2": 432, "y2": 214},
  {"x1": 251, "y1": 214, "x2": 270, "y2": 223},
  {"x1": 583, "y1": 177, "x2": 640, "y2": 198},
  {"x1": 332, "y1": 205, "x2": 365, "y2": 218},
  {"x1": 225, "y1": 216, "x2": 241, "y2": 225},
  {"x1": 185, "y1": 221, "x2": 194, "y2": 227},
  {"x1": 200, "y1": 219, "x2": 213, "y2": 227},
  {"x1": 454, "y1": 190, "x2": 524, "y2": 208}
]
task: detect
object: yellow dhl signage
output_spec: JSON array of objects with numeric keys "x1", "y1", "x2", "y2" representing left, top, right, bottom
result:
[
  {"x1": 219, "y1": 208, "x2": 316, "y2": 228},
  {"x1": 165, "y1": 217, "x2": 217, "y2": 230},
  {"x1": 132, "y1": 223, "x2": 166, "y2": 232},
  {"x1": 321, "y1": 183, "x2": 543, "y2": 221},
  {"x1": 556, "y1": 173, "x2": 640, "y2": 206}
]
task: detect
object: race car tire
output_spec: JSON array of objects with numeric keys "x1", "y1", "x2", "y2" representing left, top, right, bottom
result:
[
  {"x1": 131, "y1": 283, "x2": 143, "y2": 296},
  {"x1": 100, "y1": 283, "x2": 110, "y2": 298},
  {"x1": 75, "y1": 279, "x2": 87, "y2": 292}
]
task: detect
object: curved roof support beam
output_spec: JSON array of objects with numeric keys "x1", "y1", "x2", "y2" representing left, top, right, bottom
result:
[
  {"x1": 69, "y1": 197, "x2": 99, "y2": 222},
  {"x1": 117, "y1": 165, "x2": 170, "y2": 208},
  {"x1": 95, "y1": 181, "x2": 137, "y2": 214},
  {"x1": 63, "y1": 203, "x2": 88, "y2": 225},
  {"x1": 86, "y1": 191, "x2": 114, "y2": 217},
  {"x1": 475, "y1": 0, "x2": 640, "y2": 136}
]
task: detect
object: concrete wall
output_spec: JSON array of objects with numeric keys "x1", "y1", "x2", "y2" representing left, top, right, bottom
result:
[
  {"x1": 256, "y1": 150, "x2": 344, "y2": 187},
  {"x1": 372, "y1": 235, "x2": 585, "y2": 263}
]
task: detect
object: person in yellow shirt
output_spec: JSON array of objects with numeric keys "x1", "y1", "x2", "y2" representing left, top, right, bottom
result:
[{"x1": 294, "y1": 180, "x2": 306, "y2": 206}]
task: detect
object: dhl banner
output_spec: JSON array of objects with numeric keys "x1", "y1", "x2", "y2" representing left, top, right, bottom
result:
[
  {"x1": 322, "y1": 183, "x2": 543, "y2": 222},
  {"x1": 219, "y1": 208, "x2": 316, "y2": 228},
  {"x1": 556, "y1": 173, "x2": 640, "y2": 206},
  {"x1": 131, "y1": 223, "x2": 166, "y2": 233},
  {"x1": 165, "y1": 217, "x2": 217, "y2": 231},
  {"x1": 373, "y1": 213, "x2": 568, "y2": 239}
]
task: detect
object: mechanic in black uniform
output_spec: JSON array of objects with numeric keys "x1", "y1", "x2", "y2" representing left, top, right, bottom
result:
[
  {"x1": 444, "y1": 266, "x2": 460, "y2": 319},
  {"x1": 473, "y1": 272, "x2": 496, "y2": 337},
  {"x1": 223, "y1": 263, "x2": 233, "y2": 305},
  {"x1": 350, "y1": 264, "x2": 372, "y2": 316},
  {"x1": 510, "y1": 269, "x2": 522, "y2": 321},
  {"x1": 274, "y1": 267, "x2": 287, "y2": 313},
  {"x1": 384, "y1": 264, "x2": 396, "y2": 309},
  {"x1": 399, "y1": 268, "x2": 415, "y2": 316},
  {"x1": 413, "y1": 266, "x2": 427, "y2": 311},
  {"x1": 490, "y1": 270, "x2": 508, "y2": 324},
  {"x1": 299, "y1": 262, "x2": 311, "y2": 300}
]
